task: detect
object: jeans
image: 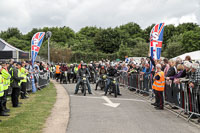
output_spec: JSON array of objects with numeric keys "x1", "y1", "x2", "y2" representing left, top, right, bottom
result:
[
  {"x1": 96, "y1": 77, "x2": 106, "y2": 89},
  {"x1": 144, "y1": 76, "x2": 150, "y2": 93},
  {"x1": 75, "y1": 78, "x2": 92, "y2": 93},
  {"x1": 105, "y1": 78, "x2": 120, "y2": 94}
]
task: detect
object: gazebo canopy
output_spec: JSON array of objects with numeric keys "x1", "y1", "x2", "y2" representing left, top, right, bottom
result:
[{"x1": 0, "y1": 38, "x2": 29, "y2": 59}]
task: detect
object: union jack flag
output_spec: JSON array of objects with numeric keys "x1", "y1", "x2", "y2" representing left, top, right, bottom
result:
[
  {"x1": 31, "y1": 32, "x2": 45, "y2": 64},
  {"x1": 150, "y1": 23, "x2": 165, "y2": 60}
]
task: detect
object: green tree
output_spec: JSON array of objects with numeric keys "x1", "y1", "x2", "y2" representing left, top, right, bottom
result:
[
  {"x1": 142, "y1": 24, "x2": 155, "y2": 42},
  {"x1": 176, "y1": 23, "x2": 199, "y2": 34},
  {"x1": 0, "y1": 27, "x2": 22, "y2": 40},
  {"x1": 117, "y1": 43, "x2": 130, "y2": 59},
  {"x1": 7, "y1": 37, "x2": 29, "y2": 51},
  {"x1": 163, "y1": 34, "x2": 184, "y2": 58},
  {"x1": 181, "y1": 30, "x2": 200, "y2": 52},
  {"x1": 78, "y1": 26, "x2": 100, "y2": 39},
  {"x1": 94, "y1": 28, "x2": 121, "y2": 53},
  {"x1": 162, "y1": 24, "x2": 176, "y2": 50},
  {"x1": 116, "y1": 22, "x2": 143, "y2": 47},
  {"x1": 131, "y1": 39, "x2": 149, "y2": 57}
]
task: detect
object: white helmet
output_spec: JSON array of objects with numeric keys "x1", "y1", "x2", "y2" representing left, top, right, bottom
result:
[{"x1": 111, "y1": 62, "x2": 115, "y2": 67}]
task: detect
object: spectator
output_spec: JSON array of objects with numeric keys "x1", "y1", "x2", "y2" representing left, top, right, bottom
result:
[
  {"x1": 164, "y1": 59, "x2": 170, "y2": 76},
  {"x1": 121, "y1": 63, "x2": 128, "y2": 72},
  {"x1": 185, "y1": 55, "x2": 192, "y2": 63},
  {"x1": 189, "y1": 63, "x2": 200, "y2": 120}
]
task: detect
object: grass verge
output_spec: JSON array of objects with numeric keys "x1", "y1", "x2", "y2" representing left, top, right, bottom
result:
[{"x1": 0, "y1": 82, "x2": 57, "y2": 133}]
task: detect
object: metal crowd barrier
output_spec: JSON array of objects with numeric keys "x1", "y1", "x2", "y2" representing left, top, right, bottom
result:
[
  {"x1": 119, "y1": 72, "x2": 200, "y2": 122},
  {"x1": 8, "y1": 71, "x2": 50, "y2": 95},
  {"x1": 38, "y1": 71, "x2": 50, "y2": 88},
  {"x1": 119, "y1": 72, "x2": 152, "y2": 94}
]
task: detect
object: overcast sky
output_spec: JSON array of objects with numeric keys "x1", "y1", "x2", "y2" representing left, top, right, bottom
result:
[{"x1": 0, "y1": 0, "x2": 199, "y2": 33}]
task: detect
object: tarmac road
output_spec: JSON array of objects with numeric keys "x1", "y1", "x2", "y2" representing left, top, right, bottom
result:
[{"x1": 63, "y1": 83, "x2": 200, "y2": 133}]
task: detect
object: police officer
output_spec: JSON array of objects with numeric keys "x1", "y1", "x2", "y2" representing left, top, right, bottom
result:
[
  {"x1": 10, "y1": 62, "x2": 24, "y2": 107},
  {"x1": 1, "y1": 61, "x2": 11, "y2": 113},
  {"x1": 152, "y1": 64, "x2": 165, "y2": 110},
  {"x1": 74, "y1": 63, "x2": 92, "y2": 94},
  {"x1": 0, "y1": 62, "x2": 9, "y2": 116},
  {"x1": 20, "y1": 62, "x2": 28, "y2": 99}
]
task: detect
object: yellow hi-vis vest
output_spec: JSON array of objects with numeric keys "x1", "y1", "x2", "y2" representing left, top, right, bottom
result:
[
  {"x1": 1, "y1": 69, "x2": 11, "y2": 90},
  {"x1": 74, "y1": 67, "x2": 78, "y2": 74},
  {"x1": 0, "y1": 75, "x2": 4, "y2": 97},
  {"x1": 20, "y1": 67, "x2": 27, "y2": 83},
  {"x1": 152, "y1": 71, "x2": 165, "y2": 91},
  {"x1": 18, "y1": 69, "x2": 22, "y2": 86}
]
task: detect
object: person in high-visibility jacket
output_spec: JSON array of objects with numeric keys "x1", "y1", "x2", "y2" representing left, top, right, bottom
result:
[
  {"x1": 152, "y1": 64, "x2": 165, "y2": 110},
  {"x1": 0, "y1": 63, "x2": 9, "y2": 117},
  {"x1": 55, "y1": 64, "x2": 61, "y2": 82},
  {"x1": 73, "y1": 64, "x2": 78, "y2": 83},
  {"x1": 1, "y1": 62, "x2": 11, "y2": 114},
  {"x1": 10, "y1": 62, "x2": 24, "y2": 107},
  {"x1": 20, "y1": 62, "x2": 28, "y2": 99},
  {"x1": 0, "y1": 73, "x2": 4, "y2": 121}
]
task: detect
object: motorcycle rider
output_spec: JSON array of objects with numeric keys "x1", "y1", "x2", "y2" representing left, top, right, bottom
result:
[
  {"x1": 67, "y1": 64, "x2": 73, "y2": 83},
  {"x1": 74, "y1": 63, "x2": 92, "y2": 94},
  {"x1": 104, "y1": 63, "x2": 121, "y2": 96},
  {"x1": 60, "y1": 63, "x2": 68, "y2": 84},
  {"x1": 91, "y1": 61, "x2": 98, "y2": 82},
  {"x1": 95, "y1": 65, "x2": 107, "y2": 90},
  {"x1": 88, "y1": 64, "x2": 96, "y2": 83}
]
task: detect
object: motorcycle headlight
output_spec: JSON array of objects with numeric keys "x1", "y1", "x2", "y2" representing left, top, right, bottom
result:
[
  {"x1": 113, "y1": 80, "x2": 116, "y2": 84},
  {"x1": 103, "y1": 75, "x2": 107, "y2": 79},
  {"x1": 83, "y1": 78, "x2": 86, "y2": 80}
]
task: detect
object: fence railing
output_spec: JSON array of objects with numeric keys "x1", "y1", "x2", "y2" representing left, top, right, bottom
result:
[
  {"x1": 119, "y1": 72, "x2": 200, "y2": 121},
  {"x1": 8, "y1": 71, "x2": 50, "y2": 95}
]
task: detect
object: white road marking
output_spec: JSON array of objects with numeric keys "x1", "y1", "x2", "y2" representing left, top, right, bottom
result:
[
  {"x1": 102, "y1": 96, "x2": 120, "y2": 108},
  {"x1": 70, "y1": 95, "x2": 146, "y2": 102},
  {"x1": 109, "y1": 97, "x2": 146, "y2": 102}
]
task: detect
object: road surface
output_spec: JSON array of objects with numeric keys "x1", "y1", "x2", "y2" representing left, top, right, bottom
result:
[{"x1": 63, "y1": 83, "x2": 199, "y2": 133}]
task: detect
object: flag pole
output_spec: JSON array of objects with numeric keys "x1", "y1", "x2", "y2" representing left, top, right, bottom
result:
[{"x1": 46, "y1": 31, "x2": 52, "y2": 65}]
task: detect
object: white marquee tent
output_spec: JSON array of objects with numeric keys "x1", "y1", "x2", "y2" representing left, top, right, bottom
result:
[
  {"x1": 172, "y1": 50, "x2": 200, "y2": 61},
  {"x1": 0, "y1": 38, "x2": 29, "y2": 60}
]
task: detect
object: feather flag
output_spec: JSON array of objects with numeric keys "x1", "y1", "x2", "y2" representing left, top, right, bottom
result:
[
  {"x1": 31, "y1": 32, "x2": 45, "y2": 64},
  {"x1": 31, "y1": 32, "x2": 45, "y2": 93},
  {"x1": 150, "y1": 23, "x2": 165, "y2": 60}
]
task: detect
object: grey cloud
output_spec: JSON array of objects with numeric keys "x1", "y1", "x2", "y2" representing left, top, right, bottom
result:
[{"x1": 0, "y1": 0, "x2": 199, "y2": 33}]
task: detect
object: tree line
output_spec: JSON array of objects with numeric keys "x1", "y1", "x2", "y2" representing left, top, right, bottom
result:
[{"x1": 0, "y1": 22, "x2": 200, "y2": 62}]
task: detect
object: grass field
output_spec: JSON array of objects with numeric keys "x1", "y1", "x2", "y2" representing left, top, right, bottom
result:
[{"x1": 0, "y1": 82, "x2": 57, "y2": 133}]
